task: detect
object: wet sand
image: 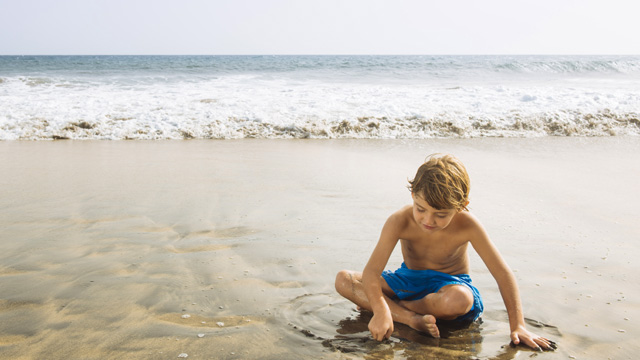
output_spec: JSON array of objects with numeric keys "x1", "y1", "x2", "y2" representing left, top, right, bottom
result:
[{"x1": 0, "y1": 138, "x2": 638, "y2": 360}]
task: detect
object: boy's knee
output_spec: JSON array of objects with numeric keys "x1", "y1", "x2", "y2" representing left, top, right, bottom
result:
[
  {"x1": 439, "y1": 285, "x2": 474, "y2": 317},
  {"x1": 334, "y1": 270, "x2": 352, "y2": 295}
]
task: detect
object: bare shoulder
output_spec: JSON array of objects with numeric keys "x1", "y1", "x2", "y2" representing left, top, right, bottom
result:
[
  {"x1": 453, "y1": 210, "x2": 482, "y2": 226},
  {"x1": 451, "y1": 211, "x2": 489, "y2": 240},
  {"x1": 386, "y1": 205, "x2": 413, "y2": 226},
  {"x1": 380, "y1": 205, "x2": 412, "y2": 234}
]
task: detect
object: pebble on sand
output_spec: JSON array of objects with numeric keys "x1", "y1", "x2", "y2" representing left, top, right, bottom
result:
[
  {"x1": 217, "y1": 322, "x2": 225, "y2": 327},
  {"x1": 181, "y1": 314, "x2": 191, "y2": 319}
]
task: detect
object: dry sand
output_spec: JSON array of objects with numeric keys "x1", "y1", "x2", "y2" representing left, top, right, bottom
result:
[{"x1": 0, "y1": 138, "x2": 638, "y2": 360}]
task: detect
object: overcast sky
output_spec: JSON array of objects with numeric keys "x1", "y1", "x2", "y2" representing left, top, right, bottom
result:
[{"x1": 1, "y1": 0, "x2": 638, "y2": 55}]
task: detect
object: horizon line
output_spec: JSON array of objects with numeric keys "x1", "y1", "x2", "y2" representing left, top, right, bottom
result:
[{"x1": 1, "y1": 53, "x2": 639, "y2": 57}]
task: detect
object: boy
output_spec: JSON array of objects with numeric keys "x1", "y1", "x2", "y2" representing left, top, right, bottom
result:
[{"x1": 335, "y1": 154, "x2": 556, "y2": 351}]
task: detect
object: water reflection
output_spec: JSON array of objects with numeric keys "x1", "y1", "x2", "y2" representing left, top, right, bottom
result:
[{"x1": 323, "y1": 311, "x2": 524, "y2": 360}]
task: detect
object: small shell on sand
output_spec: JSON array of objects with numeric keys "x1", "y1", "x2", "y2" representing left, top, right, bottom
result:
[
  {"x1": 198, "y1": 333, "x2": 205, "y2": 338},
  {"x1": 181, "y1": 314, "x2": 191, "y2": 319},
  {"x1": 178, "y1": 353, "x2": 188, "y2": 358},
  {"x1": 217, "y1": 322, "x2": 225, "y2": 327}
]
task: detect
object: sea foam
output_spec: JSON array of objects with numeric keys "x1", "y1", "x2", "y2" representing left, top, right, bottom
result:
[{"x1": 1, "y1": 55, "x2": 639, "y2": 140}]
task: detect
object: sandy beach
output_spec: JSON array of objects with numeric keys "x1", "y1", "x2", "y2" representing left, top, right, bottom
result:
[{"x1": 0, "y1": 137, "x2": 638, "y2": 359}]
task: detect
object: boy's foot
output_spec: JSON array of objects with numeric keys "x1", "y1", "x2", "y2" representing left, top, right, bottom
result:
[
  {"x1": 410, "y1": 314, "x2": 440, "y2": 338},
  {"x1": 355, "y1": 303, "x2": 439, "y2": 338}
]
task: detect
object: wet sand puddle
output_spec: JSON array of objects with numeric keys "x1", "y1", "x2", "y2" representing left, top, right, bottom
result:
[{"x1": 279, "y1": 293, "x2": 563, "y2": 359}]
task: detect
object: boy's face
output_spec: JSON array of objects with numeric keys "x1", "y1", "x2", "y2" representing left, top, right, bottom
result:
[{"x1": 411, "y1": 193, "x2": 458, "y2": 232}]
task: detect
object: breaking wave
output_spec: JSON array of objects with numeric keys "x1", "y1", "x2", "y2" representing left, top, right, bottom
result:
[
  {"x1": 1, "y1": 55, "x2": 639, "y2": 140},
  {"x1": 3, "y1": 111, "x2": 638, "y2": 140}
]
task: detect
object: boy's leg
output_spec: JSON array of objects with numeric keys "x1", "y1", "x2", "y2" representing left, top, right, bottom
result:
[
  {"x1": 398, "y1": 284, "x2": 474, "y2": 321},
  {"x1": 334, "y1": 270, "x2": 440, "y2": 338}
]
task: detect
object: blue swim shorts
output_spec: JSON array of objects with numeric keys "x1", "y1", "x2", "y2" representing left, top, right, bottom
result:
[{"x1": 382, "y1": 262, "x2": 483, "y2": 323}]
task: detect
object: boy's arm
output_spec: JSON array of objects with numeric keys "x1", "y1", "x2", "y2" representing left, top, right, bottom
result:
[
  {"x1": 469, "y1": 217, "x2": 555, "y2": 351},
  {"x1": 361, "y1": 214, "x2": 401, "y2": 341}
]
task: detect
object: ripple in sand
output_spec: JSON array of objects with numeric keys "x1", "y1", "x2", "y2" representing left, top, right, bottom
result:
[
  {"x1": 158, "y1": 313, "x2": 264, "y2": 328},
  {"x1": 280, "y1": 293, "x2": 355, "y2": 341},
  {"x1": 165, "y1": 244, "x2": 232, "y2": 254},
  {"x1": 0, "y1": 334, "x2": 28, "y2": 346},
  {"x1": 182, "y1": 226, "x2": 258, "y2": 239},
  {"x1": 0, "y1": 300, "x2": 41, "y2": 312},
  {"x1": 164, "y1": 226, "x2": 258, "y2": 241},
  {"x1": 280, "y1": 293, "x2": 528, "y2": 358},
  {"x1": 280, "y1": 293, "x2": 421, "y2": 355},
  {"x1": 0, "y1": 267, "x2": 30, "y2": 276},
  {"x1": 523, "y1": 317, "x2": 562, "y2": 337},
  {"x1": 268, "y1": 280, "x2": 306, "y2": 288}
]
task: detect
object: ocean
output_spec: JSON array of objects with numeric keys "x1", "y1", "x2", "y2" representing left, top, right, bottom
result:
[{"x1": 1, "y1": 55, "x2": 639, "y2": 140}]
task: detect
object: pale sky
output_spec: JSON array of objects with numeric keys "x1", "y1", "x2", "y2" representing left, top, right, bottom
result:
[{"x1": 1, "y1": 0, "x2": 639, "y2": 55}]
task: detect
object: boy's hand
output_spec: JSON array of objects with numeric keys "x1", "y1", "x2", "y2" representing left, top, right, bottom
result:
[
  {"x1": 511, "y1": 325, "x2": 557, "y2": 351},
  {"x1": 368, "y1": 312, "x2": 394, "y2": 341}
]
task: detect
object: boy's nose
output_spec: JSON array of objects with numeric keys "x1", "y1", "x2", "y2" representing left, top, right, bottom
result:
[{"x1": 425, "y1": 214, "x2": 436, "y2": 225}]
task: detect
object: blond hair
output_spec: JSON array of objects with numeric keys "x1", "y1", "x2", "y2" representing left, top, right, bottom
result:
[{"x1": 408, "y1": 154, "x2": 470, "y2": 211}]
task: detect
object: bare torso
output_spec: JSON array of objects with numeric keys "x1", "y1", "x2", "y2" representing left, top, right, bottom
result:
[{"x1": 395, "y1": 205, "x2": 472, "y2": 275}]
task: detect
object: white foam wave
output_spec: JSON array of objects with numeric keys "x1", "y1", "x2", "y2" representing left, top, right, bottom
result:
[{"x1": 1, "y1": 57, "x2": 639, "y2": 140}]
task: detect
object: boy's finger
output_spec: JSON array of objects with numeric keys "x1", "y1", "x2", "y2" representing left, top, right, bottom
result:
[
  {"x1": 538, "y1": 338, "x2": 557, "y2": 351},
  {"x1": 526, "y1": 338, "x2": 544, "y2": 351},
  {"x1": 385, "y1": 328, "x2": 393, "y2": 339}
]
